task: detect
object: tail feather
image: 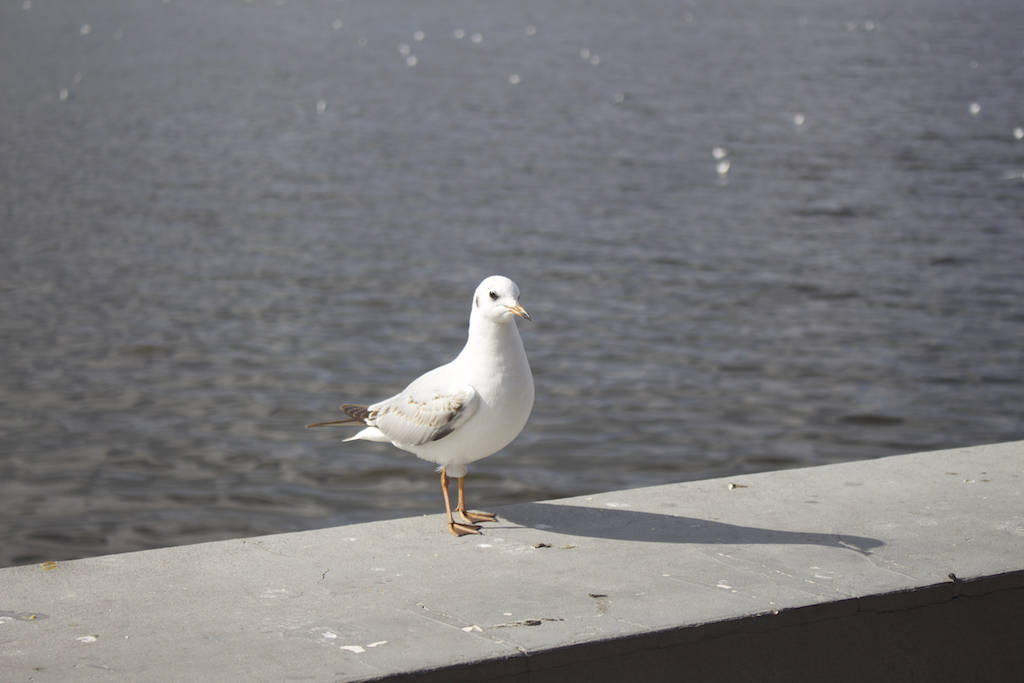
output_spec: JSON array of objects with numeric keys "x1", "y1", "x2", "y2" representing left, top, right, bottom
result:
[{"x1": 305, "y1": 403, "x2": 372, "y2": 429}]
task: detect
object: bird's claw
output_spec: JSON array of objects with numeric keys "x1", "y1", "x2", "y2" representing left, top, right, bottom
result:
[
  {"x1": 448, "y1": 522, "x2": 482, "y2": 537},
  {"x1": 458, "y1": 510, "x2": 497, "y2": 524}
]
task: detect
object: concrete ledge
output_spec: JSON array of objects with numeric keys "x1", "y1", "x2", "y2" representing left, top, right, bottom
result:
[{"x1": 2, "y1": 442, "x2": 1023, "y2": 682}]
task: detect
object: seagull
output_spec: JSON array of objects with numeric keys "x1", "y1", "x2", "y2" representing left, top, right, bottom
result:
[{"x1": 306, "y1": 276, "x2": 535, "y2": 537}]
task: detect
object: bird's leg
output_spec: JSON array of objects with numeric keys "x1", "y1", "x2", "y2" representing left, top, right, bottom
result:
[
  {"x1": 455, "y1": 475, "x2": 497, "y2": 524},
  {"x1": 441, "y1": 468, "x2": 481, "y2": 537}
]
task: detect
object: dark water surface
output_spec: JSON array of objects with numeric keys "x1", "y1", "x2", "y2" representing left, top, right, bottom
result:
[{"x1": 2, "y1": 0, "x2": 1023, "y2": 567}]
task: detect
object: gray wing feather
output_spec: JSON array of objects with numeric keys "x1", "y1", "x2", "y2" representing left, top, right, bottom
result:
[{"x1": 372, "y1": 385, "x2": 478, "y2": 447}]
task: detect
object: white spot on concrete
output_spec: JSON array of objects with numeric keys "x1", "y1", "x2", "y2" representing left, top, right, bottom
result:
[
  {"x1": 367, "y1": 640, "x2": 388, "y2": 647},
  {"x1": 340, "y1": 645, "x2": 365, "y2": 653},
  {"x1": 461, "y1": 625, "x2": 483, "y2": 632},
  {"x1": 77, "y1": 636, "x2": 97, "y2": 643},
  {"x1": 994, "y1": 519, "x2": 1024, "y2": 538},
  {"x1": 605, "y1": 502, "x2": 630, "y2": 508}
]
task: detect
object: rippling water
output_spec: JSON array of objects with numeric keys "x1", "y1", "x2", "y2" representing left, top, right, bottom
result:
[{"x1": 2, "y1": 0, "x2": 1023, "y2": 567}]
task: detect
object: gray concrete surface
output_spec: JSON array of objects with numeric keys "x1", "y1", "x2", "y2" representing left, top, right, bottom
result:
[{"x1": 2, "y1": 441, "x2": 1023, "y2": 682}]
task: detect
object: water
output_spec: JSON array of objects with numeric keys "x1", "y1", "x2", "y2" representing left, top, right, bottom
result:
[{"x1": 2, "y1": 0, "x2": 1023, "y2": 568}]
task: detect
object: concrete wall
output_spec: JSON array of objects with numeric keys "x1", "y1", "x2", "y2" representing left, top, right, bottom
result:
[{"x1": 2, "y1": 441, "x2": 1023, "y2": 682}]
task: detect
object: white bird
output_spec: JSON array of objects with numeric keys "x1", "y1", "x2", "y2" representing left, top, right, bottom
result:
[{"x1": 307, "y1": 276, "x2": 535, "y2": 536}]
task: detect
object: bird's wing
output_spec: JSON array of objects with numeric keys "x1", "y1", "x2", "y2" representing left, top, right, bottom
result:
[
  {"x1": 305, "y1": 404, "x2": 371, "y2": 429},
  {"x1": 372, "y1": 383, "x2": 479, "y2": 447}
]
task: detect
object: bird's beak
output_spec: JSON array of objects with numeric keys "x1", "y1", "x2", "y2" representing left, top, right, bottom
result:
[{"x1": 507, "y1": 304, "x2": 531, "y2": 321}]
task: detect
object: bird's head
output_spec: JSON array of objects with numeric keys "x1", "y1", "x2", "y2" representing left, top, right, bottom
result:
[{"x1": 472, "y1": 275, "x2": 531, "y2": 323}]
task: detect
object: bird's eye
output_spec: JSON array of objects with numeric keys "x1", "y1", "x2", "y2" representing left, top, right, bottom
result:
[{"x1": 489, "y1": 291, "x2": 498, "y2": 300}]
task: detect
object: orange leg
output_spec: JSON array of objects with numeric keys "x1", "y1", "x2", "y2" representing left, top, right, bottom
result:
[
  {"x1": 441, "y1": 469, "x2": 481, "y2": 537},
  {"x1": 455, "y1": 475, "x2": 497, "y2": 525}
]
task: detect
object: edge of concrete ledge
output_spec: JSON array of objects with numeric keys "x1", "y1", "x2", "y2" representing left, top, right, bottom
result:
[{"x1": 2, "y1": 441, "x2": 1023, "y2": 682}]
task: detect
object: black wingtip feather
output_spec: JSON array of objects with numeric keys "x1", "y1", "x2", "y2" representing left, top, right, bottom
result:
[{"x1": 340, "y1": 404, "x2": 372, "y2": 422}]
